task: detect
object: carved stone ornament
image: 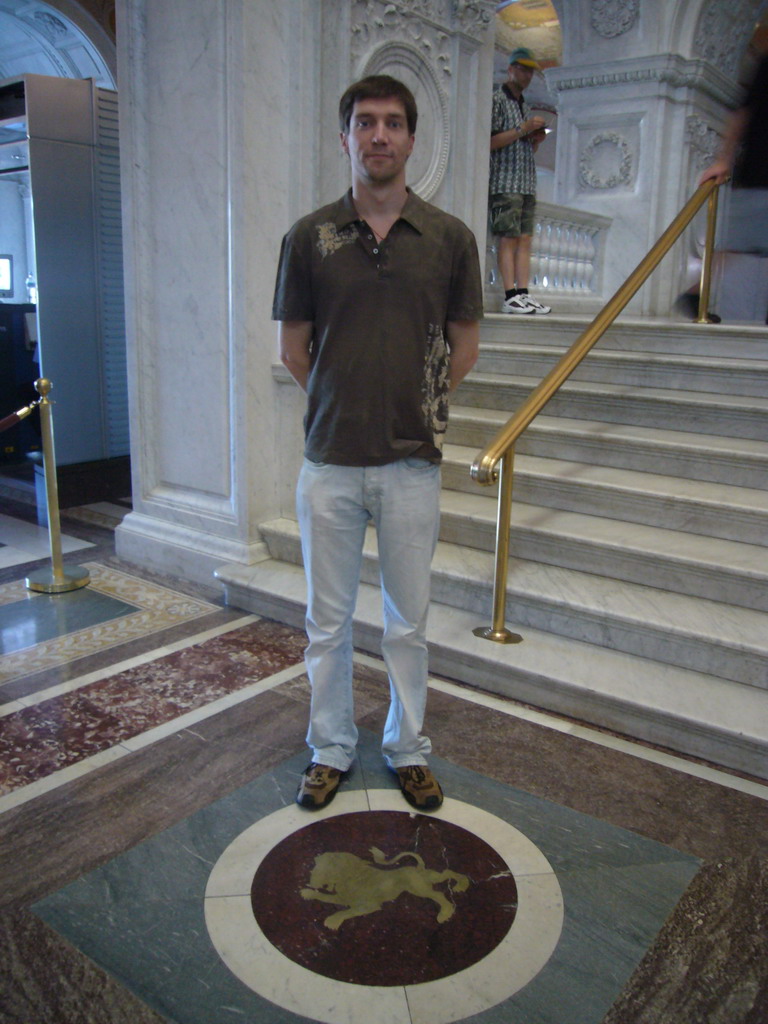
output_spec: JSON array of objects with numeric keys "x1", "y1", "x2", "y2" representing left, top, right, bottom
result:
[
  {"x1": 351, "y1": 0, "x2": 492, "y2": 50},
  {"x1": 590, "y1": 0, "x2": 639, "y2": 38},
  {"x1": 352, "y1": 0, "x2": 454, "y2": 77},
  {"x1": 548, "y1": 63, "x2": 739, "y2": 107},
  {"x1": 452, "y1": 0, "x2": 494, "y2": 38},
  {"x1": 579, "y1": 132, "x2": 633, "y2": 190},
  {"x1": 32, "y1": 11, "x2": 69, "y2": 37},
  {"x1": 360, "y1": 41, "x2": 451, "y2": 200},
  {"x1": 694, "y1": 0, "x2": 764, "y2": 77},
  {"x1": 685, "y1": 116, "x2": 721, "y2": 171}
]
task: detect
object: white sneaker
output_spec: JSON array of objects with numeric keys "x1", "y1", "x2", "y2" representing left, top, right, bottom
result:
[
  {"x1": 519, "y1": 293, "x2": 551, "y2": 314},
  {"x1": 502, "y1": 294, "x2": 535, "y2": 314}
]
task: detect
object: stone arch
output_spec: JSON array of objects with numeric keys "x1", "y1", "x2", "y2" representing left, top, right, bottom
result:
[
  {"x1": 692, "y1": 0, "x2": 768, "y2": 78},
  {"x1": 669, "y1": 0, "x2": 768, "y2": 82},
  {"x1": 0, "y1": 0, "x2": 115, "y2": 87}
]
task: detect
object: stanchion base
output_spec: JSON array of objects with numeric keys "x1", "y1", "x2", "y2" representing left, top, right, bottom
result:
[
  {"x1": 473, "y1": 625, "x2": 523, "y2": 645},
  {"x1": 26, "y1": 566, "x2": 91, "y2": 594}
]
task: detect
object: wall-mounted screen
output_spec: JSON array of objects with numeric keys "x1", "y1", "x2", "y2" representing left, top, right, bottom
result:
[{"x1": 0, "y1": 254, "x2": 12, "y2": 297}]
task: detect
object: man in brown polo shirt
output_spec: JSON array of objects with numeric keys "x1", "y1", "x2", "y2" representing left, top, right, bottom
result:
[{"x1": 273, "y1": 75, "x2": 483, "y2": 811}]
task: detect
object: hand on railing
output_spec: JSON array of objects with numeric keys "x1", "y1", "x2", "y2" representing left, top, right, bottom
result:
[{"x1": 699, "y1": 162, "x2": 731, "y2": 187}]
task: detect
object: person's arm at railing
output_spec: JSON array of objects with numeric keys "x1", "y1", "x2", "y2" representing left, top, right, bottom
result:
[
  {"x1": 699, "y1": 107, "x2": 748, "y2": 184},
  {"x1": 446, "y1": 320, "x2": 479, "y2": 392},
  {"x1": 278, "y1": 320, "x2": 313, "y2": 392}
]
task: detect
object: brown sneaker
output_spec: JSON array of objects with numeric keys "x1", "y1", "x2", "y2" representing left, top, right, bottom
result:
[
  {"x1": 394, "y1": 765, "x2": 444, "y2": 811},
  {"x1": 296, "y1": 763, "x2": 345, "y2": 809}
]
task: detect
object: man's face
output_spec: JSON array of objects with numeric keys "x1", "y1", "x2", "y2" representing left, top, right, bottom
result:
[
  {"x1": 507, "y1": 62, "x2": 535, "y2": 93},
  {"x1": 341, "y1": 97, "x2": 415, "y2": 187}
]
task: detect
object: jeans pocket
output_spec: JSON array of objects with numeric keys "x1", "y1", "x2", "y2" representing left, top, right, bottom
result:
[{"x1": 402, "y1": 457, "x2": 438, "y2": 472}]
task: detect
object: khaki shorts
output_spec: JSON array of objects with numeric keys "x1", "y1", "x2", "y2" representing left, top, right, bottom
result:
[{"x1": 489, "y1": 193, "x2": 536, "y2": 238}]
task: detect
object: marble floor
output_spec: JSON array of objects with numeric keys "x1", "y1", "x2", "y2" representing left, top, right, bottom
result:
[{"x1": 0, "y1": 492, "x2": 767, "y2": 1024}]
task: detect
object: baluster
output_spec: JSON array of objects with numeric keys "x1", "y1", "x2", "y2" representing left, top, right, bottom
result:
[
  {"x1": 581, "y1": 230, "x2": 597, "y2": 292},
  {"x1": 575, "y1": 227, "x2": 590, "y2": 291},
  {"x1": 563, "y1": 223, "x2": 577, "y2": 292},
  {"x1": 538, "y1": 219, "x2": 552, "y2": 290},
  {"x1": 552, "y1": 222, "x2": 565, "y2": 290},
  {"x1": 530, "y1": 219, "x2": 543, "y2": 288}
]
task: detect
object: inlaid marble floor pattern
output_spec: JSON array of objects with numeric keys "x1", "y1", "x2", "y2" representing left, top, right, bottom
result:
[{"x1": 0, "y1": 498, "x2": 767, "y2": 1024}]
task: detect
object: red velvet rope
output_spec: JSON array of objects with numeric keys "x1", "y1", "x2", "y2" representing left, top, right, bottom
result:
[
  {"x1": 0, "y1": 412, "x2": 21, "y2": 434},
  {"x1": 0, "y1": 402, "x2": 39, "y2": 434}
]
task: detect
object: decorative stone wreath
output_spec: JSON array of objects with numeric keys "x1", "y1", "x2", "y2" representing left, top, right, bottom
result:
[{"x1": 579, "y1": 131, "x2": 633, "y2": 190}]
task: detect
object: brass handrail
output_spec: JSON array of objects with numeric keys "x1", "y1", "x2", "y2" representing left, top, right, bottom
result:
[{"x1": 471, "y1": 179, "x2": 721, "y2": 644}]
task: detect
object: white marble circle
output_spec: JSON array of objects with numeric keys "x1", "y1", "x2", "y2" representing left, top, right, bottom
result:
[{"x1": 205, "y1": 791, "x2": 564, "y2": 1024}]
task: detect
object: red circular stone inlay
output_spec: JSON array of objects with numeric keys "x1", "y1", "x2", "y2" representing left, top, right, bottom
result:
[{"x1": 251, "y1": 810, "x2": 518, "y2": 986}]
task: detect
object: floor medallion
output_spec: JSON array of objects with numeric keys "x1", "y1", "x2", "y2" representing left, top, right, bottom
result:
[
  {"x1": 32, "y1": 736, "x2": 701, "y2": 1024},
  {"x1": 205, "y1": 791, "x2": 564, "y2": 1024}
]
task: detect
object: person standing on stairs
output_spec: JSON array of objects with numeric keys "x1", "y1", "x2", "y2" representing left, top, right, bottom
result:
[
  {"x1": 489, "y1": 47, "x2": 551, "y2": 315},
  {"x1": 273, "y1": 75, "x2": 484, "y2": 812},
  {"x1": 697, "y1": 49, "x2": 768, "y2": 323}
]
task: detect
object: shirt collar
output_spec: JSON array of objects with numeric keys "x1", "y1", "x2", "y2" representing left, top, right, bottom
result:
[{"x1": 335, "y1": 187, "x2": 426, "y2": 235}]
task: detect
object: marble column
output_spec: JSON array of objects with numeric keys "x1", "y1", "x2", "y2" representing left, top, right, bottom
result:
[
  {"x1": 115, "y1": 0, "x2": 314, "y2": 582},
  {"x1": 115, "y1": 0, "x2": 496, "y2": 585}
]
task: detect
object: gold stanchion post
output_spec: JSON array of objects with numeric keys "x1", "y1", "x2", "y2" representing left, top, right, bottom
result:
[
  {"x1": 473, "y1": 447, "x2": 523, "y2": 644},
  {"x1": 25, "y1": 378, "x2": 90, "y2": 594}
]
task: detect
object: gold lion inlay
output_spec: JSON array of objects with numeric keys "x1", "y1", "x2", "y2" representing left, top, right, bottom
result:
[{"x1": 300, "y1": 847, "x2": 470, "y2": 930}]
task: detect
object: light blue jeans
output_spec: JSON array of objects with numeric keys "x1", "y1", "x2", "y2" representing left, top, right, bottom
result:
[{"x1": 296, "y1": 457, "x2": 441, "y2": 772}]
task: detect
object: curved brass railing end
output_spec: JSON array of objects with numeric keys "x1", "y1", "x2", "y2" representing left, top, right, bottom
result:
[{"x1": 469, "y1": 453, "x2": 498, "y2": 486}]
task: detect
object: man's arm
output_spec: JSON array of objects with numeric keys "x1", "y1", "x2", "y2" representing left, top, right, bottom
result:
[
  {"x1": 490, "y1": 116, "x2": 546, "y2": 151},
  {"x1": 278, "y1": 320, "x2": 313, "y2": 392},
  {"x1": 446, "y1": 320, "x2": 480, "y2": 392},
  {"x1": 699, "y1": 107, "x2": 749, "y2": 185}
]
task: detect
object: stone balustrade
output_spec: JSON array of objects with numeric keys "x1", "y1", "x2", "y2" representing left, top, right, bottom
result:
[{"x1": 485, "y1": 201, "x2": 612, "y2": 313}]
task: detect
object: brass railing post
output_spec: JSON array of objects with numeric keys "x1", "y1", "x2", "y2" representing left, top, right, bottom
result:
[
  {"x1": 25, "y1": 378, "x2": 90, "y2": 594},
  {"x1": 697, "y1": 185, "x2": 720, "y2": 323},
  {"x1": 473, "y1": 447, "x2": 523, "y2": 644},
  {"x1": 470, "y1": 180, "x2": 723, "y2": 644}
]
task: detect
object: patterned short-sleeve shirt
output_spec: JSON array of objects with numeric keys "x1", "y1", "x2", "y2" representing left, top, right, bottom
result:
[
  {"x1": 272, "y1": 189, "x2": 484, "y2": 466},
  {"x1": 489, "y1": 83, "x2": 538, "y2": 197}
]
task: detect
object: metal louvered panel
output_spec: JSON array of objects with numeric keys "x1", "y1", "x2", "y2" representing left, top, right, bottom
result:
[{"x1": 94, "y1": 87, "x2": 129, "y2": 458}]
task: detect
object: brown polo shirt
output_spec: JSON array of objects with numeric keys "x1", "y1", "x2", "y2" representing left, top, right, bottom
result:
[{"x1": 272, "y1": 189, "x2": 483, "y2": 466}]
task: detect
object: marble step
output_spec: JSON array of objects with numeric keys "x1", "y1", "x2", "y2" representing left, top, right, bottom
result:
[
  {"x1": 255, "y1": 519, "x2": 768, "y2": 691},
  {"x1": 458, "y1": 372, "x2": 768, "y2": 441},
  {"x1": 440, "y1": 444, "x2": 768, "y2": 546},
  {"x1": 436, "y1": 489, "x2": 768, "y2": 613},
  {"x1": 481, "y1": 313, "x2": 768, "y2": 359},
  {"x1": 446, "y1": 409, "x2": 768, "y2": 490},
  {"x1": 214, "y1": 556, "x2": 768, "y2": 780},
  {"x1": 475, "y1": 343, "x2": 768, "y2": 398}
]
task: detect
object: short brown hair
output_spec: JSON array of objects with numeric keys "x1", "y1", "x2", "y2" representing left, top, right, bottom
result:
[{"x1": 338, "y1": 75, "x2": 418, "y2": 135}]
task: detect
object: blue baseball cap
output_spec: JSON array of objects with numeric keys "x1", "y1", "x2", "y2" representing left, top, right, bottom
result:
[{"x1": 509, "y1": 47, "x2": 540, "y2": 69}]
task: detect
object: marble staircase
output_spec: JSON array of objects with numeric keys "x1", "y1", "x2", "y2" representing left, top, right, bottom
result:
[{"x1": 216, "y1": 314, "x2": 768, "y2": 780}]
